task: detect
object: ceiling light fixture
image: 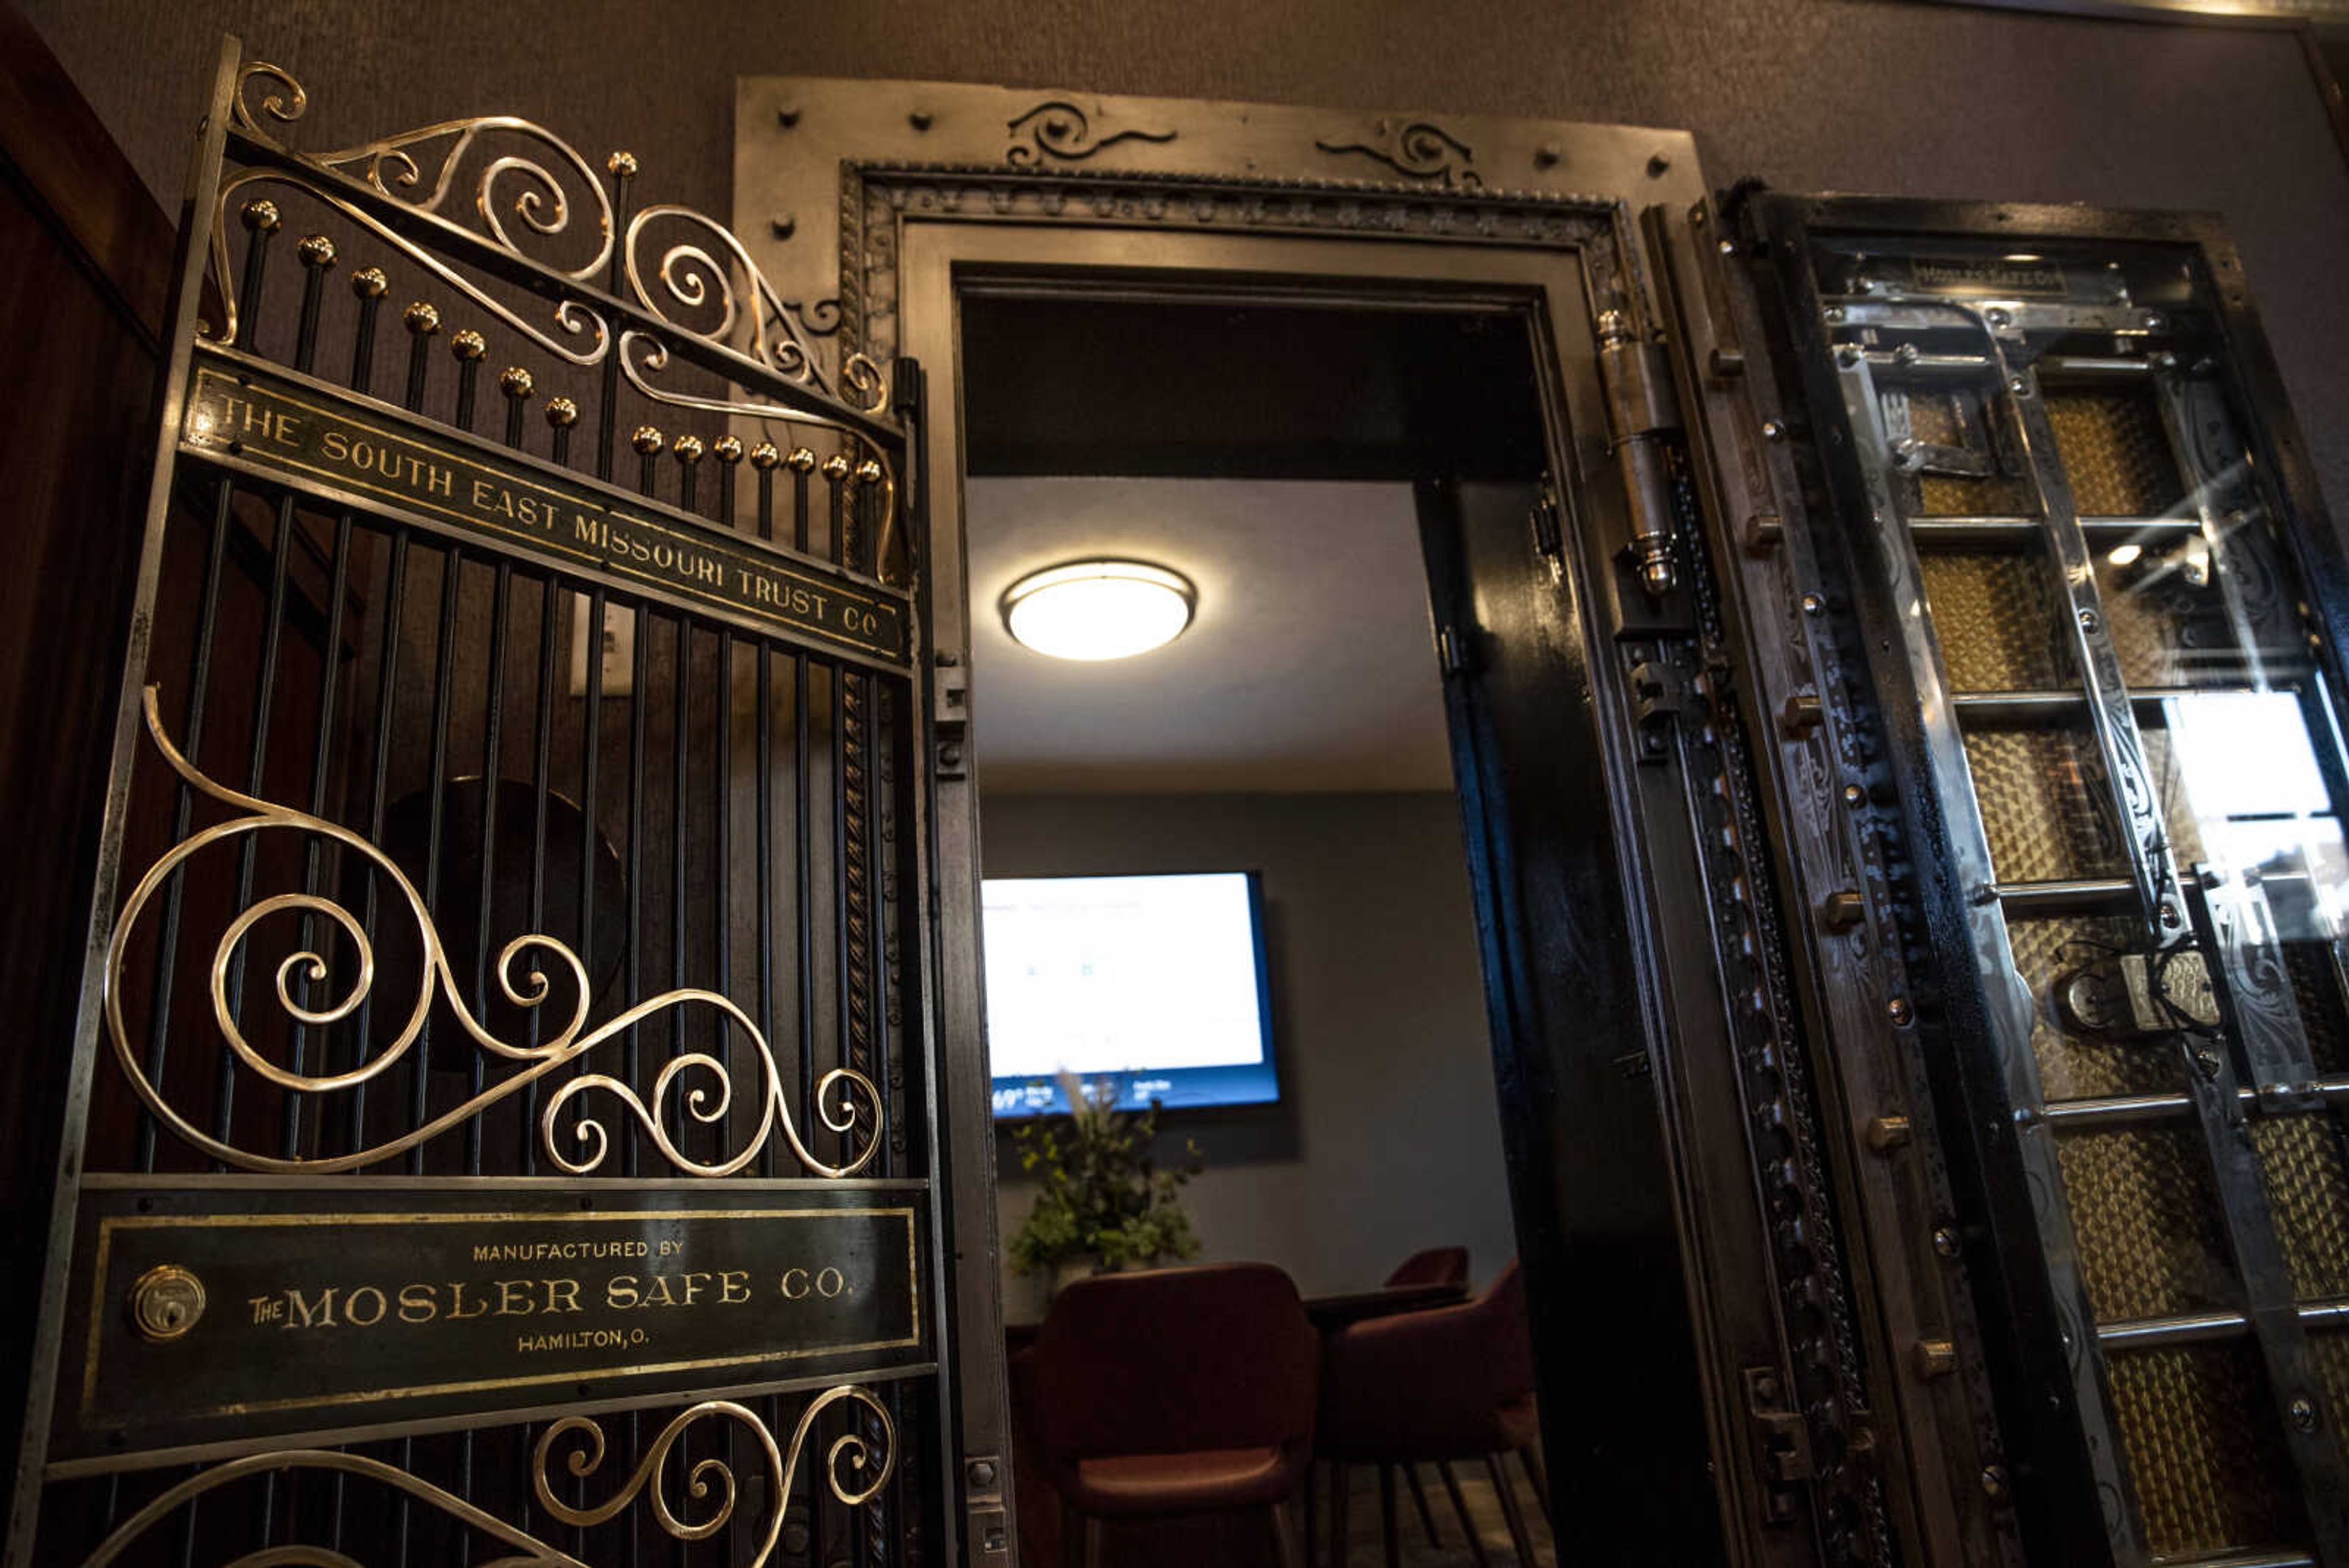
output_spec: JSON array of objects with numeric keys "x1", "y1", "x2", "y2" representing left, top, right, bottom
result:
[{"x1": 1001, "y1": 560, "x2": 1196, "y2": 661}]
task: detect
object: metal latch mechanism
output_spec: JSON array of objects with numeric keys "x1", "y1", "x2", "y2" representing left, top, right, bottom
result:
[
  {"x1": 933, "y1": 652, "x2": 970, "y2": 780},
  {"x1": 1742, "y1": 1366, "x2": 1814, "y2": 1526}
]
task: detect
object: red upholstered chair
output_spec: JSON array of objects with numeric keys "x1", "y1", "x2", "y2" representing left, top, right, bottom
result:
[
  {"x1": 1027, "y1": 1262, "x2": 1319, "y2": 1568},
  {"x1": 1318, "y1": 1260, "x2": 1549, "y2": 1566}
]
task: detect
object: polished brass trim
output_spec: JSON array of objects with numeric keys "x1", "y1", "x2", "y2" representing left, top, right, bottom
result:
[
  {"x1": 122, "y1": 1265, "x2": 203, "y2": 1344},
  {"x1": 102, "y1": 688, "x2": 885, "y2": 1180},
  {"x1": 77, "y1": 1387, "x2": 895, "y2": 1567},
  {"x1": 80, "y1": 1207, "x2": 920, "y2": 1424}
]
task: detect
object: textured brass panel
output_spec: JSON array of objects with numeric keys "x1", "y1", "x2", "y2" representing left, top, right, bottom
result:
[
  {"x1": 2044, "y1": 387, "x2": 2184, "y2": 518},
  {"x1": 1964, "y1": 727, "x2": 2123, "y2": 883},
  {"x1": 2096, "y1": 558, "x2": 2244, "y2": 690},
  {"x1": 2285, "y1": 943, "x2": 2349, "y2": 1076},
  {"x1": 2107, "y1": 1342, "x2": 2306, "y2": 1559},
  {"x1": 1918, "y1": 551, "x2": 2063, "y2": 691},
  {"x1": 2318, "y1": 1334, "x2": 2349, "y2": 1460},
  {"x1": 2056, "y1": 1124, "x2": 2238, "y2": 1322},
  {"x1": 2251, "y1": 1113, "x2": 2349, "y2": 1302},
  {"x1": 2014, "y1": 916, "x2": 2185, "y2": 1101},
  {"x1": 1906, "y1": 388, "x2": 2040, "y2": 517}
]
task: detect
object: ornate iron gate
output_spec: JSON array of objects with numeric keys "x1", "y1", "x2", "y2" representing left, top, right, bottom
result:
[{"x1": 9, "y1": 38, "x2": 952, "y2": 1567}]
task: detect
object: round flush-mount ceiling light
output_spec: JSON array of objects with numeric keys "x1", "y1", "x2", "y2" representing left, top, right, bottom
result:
[{"x1": 1000, "y1": 560, "x2": 1197, "y2": 661}]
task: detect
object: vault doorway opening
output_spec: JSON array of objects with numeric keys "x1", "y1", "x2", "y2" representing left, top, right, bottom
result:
[{"x1": 957, "y1": 283, "x2": 1628, "y2": 1567}]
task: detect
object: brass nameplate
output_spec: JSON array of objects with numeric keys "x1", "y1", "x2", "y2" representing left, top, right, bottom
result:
[
  {"x1": 179, "y1": 352, "x2": 908, "y2": 666},
  {"x1": 58, "y1": 1185, "x2": 924, "y2": 1462},
  {"x1": 1903, "y1": 256, "x2": 2069, "y2": 299}
]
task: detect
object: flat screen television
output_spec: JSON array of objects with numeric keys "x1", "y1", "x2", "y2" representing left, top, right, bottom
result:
[{"x1": 983, "y1": 871, "x2": 1277, "y2": 1118}]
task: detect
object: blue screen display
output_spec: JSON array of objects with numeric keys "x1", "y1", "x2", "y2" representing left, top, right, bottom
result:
[{"x1": 982, "y1": 871, "x2": 1278, "y2": 1118}]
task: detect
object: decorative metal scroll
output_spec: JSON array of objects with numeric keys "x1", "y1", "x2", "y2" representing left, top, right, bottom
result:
[
  {"x1": 212, "y1": 62, "x2": 887, "y2": 423},
  {"x1": 103, "y1": 687, "x2": 883, "y2": 1178},
  {"x1": 80, "y1": 1388, "x2": 894, "y2": 1567}
]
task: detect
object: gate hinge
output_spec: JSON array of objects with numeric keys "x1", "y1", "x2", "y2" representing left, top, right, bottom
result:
[
  {"x1": 1626, "y1": 656, "x2": 1685, "y2": 765},
  {"x1": 933, "y1": 652, "x2": 970, "y2": 780},
  {"x1": 963, "y1": 1453, "x2": 1012, "y2": 1564},
  {"x1": 1742, "y1": 1366, "x2": 1814, "y2": 1526}
]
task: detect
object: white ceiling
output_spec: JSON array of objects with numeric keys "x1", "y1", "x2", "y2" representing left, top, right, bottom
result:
[{"x1": 964, "y1": 477, "x2": 1455, "y2": 795}]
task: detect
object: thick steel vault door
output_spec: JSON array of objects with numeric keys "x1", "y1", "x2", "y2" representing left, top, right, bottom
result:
[{"x1": 9, "y1": 40, "x2": 957, "y2": 1567}]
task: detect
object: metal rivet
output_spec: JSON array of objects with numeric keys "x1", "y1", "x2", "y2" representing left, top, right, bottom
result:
[
  {"x1": 1985, "y1": 307, "x2": 2011, "y2": 329},
  {"x1": 1646, "y1": 151, "x2": 1671, "y2": 177},
  {"x1": 631, "y1": 425, "x2": 665, "y2": 455},
  {"x1": 2194, "y1": 1047, "x2": 2222, "y2": 1079},
  {"x1": 2077, "y1": 608, "x2": 2100, "y2": 634},
  {"x1": 1824, "y1": 306, "x2": 1846, "y2": 324},
  {"x1": 1887, "y1": 997, "x2": 1914, "y2": 1027},
  {"x1": 967, "y1": 1460, "x2": 998, "y2": 1490},
  {"x1": 606, "y1": 150, "x2": 639, "y2": 179},
  {"x1": 1801, "y1": 593, "x2": 1824, "y2": 617},
  {"x1": 771, "y1": 213, "x2": 796, "y2": 240},
  {"x1": 1866, "y1": 1114, "x2": 1911, "y2": 1152},
  {"x1": 1843, "y1": 784, "x2": 1865, "y2": 806},
  {"x1": 2008, "y1": 376, "x2": 2028, "y2": 396},
  {"x1": 1915, "y1": 1339, "x2": 1957, "y2": 1378},
  {"x1": 1718, "y1": 238, "x2": 1737, "y2": 257},
  {"x1": 1934, "y1": 1226, "x2": 1962, "y2": 1259},
  {"x1": 544, "y1": 397, "x2": 579, "y2": 429},
  {"x1": 1980, "y1": 1465, "x2": 2009, "y2": 1502},
  {"x1": 1820, "y1": 890, "x2": 1866, "y2": 932},
  {"x1": 909, "y1": 110, "x2": 935, "y2": 132},
  {"x1": 776, "y1": 105, "x2": 802, "y2": 129},
  {"x1": 2291, "y1": 1395, "x2": 2319, "y2": 1432},
  {"x1": 1534, "y1": 143, "x2": 1561, "y2": 170},
  {"x1": 1762, "y1": 419, "x2": 1786, "y2": 442}
]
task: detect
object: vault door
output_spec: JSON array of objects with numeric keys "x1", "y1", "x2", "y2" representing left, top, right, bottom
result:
[
  {"x1": 1675, "y1": 193, "x2": 2349, "y2": 1566},
  {"x1": 9, "y1": 40, "x2": 964, "y2": 1567}
]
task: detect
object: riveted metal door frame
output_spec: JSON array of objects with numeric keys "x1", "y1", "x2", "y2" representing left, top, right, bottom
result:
[{"x1": 729, "y1": 75, "x2": 1921, "y2": 1568}]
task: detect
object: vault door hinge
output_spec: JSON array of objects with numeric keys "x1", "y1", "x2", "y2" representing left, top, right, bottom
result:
[
  {"x1": 933, "y1": 652, "x2": 970, "y2": 780},
  {"x1": 1742, "y1": 1365, "x2": 1815, "y2": 1528}
]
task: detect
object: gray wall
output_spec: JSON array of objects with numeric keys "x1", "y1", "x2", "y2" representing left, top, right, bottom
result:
[
  {"x1": 978, "y1": 790, "x2": 1515, "y2": 1316},
  {"x1": 21, "y1": 0, "x2": 2349, "y2": 533}
]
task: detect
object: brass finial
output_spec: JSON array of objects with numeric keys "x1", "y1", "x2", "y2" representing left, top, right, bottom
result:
[
  {"x1": 786, "y1": 447, "x2": 817, "y2": 474},
  {"x1": 499, "y1": 366, "x2": 535, "y2": 400},
  {"x1": 295, "y1": 233, "x2": 337, "y2": 269},
  {"x1": 450, "y1": 329, "x2": 487, "y2": 362},
  {"x1": 403, "y1": 301, "x2": 441, "y2": 335},
  {"x1": 544, "y1": 396, "x2": 579, "y2": 428},
  {"x1": 672, "y1": 433, "x2": 705, "y2": 464},
  {"x1": 749, "y1": 441, "x2": 781, "y2": 470},
  {"x1": 351, "y1": 266, "x2": 388, "y2": 299},
  {"x1": 713, "y1": 434, "x2": 744, "y2": 464},
  {"x1": 631, "y1": 425, "x2": 665, "y2": 455},
  {"x1": 240, "y1": 198, "x2": 280, "y2": 232},
  {"x1": 821, "y1": 453, "x2": 851, "y2": 481},
  {"x1": 606, "y1": 150, "x2": 639, "y2": 178},
  {"x1": 855, "y1": 458, "x2": 882, "y2": 484}
]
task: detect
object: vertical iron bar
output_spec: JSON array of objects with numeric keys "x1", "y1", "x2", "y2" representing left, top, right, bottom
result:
[
  {"x1": 758, "y1": 644, "x2": 776, "y2": 1180},
  {"x1": 349, "y1": 268, "x2": 386, "y2": 393},
  {"x1": 790, "y1": 445, "x2": 814, "y2": 554},
  {"x1": 451, "y1": 333, "x2": 484, "y2": 431},
  {"x1": 823, "y1": 453, "x2": 848, "y2": 567},
  {"x1": 833, "y1": 658, "x2": 850, "y2": 1171},
  {"x1": 636, "y1": 425, "x2": 662, "y2": 497},
  {"x1": 548, "y1": 398, "x2": 578, "y2": 467},
  {"x1": 403, "y1": 303, "x2": 439, "y2": 411},
  {"x1": 670, "y1": 619, "x2": 691, "y2": 1159},
  {"x1": 571, "y1": 582, "x2": 607, "y2": 1172},
  {"x1": 625, "y1": 598, "x2": 649, "y2": 1178},
  {"x1": 407, "y1": 549, "x2": 463, "y2": 1173},
  {"x1": 595, "y1": 154, "x2": 635, "y2": 483},
  {"x1": 752, "y1": 442, "x2": 779, "y2": 543},
  {"x1": 676, "y1": 436, "x2": 702, "y2": 515},
  {"x1": 466, "y1": 562, "x2": 511, "y2": 1172},
  {"x1": 716, "y1": 436, "x2": 741, "y2": 530},
  {"x1": 796, "y1": 651, "x2": 814, "y2": 1149}
]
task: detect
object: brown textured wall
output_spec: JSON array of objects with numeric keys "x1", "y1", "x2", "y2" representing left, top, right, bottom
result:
[{"x1": 20, "y1": 0, "x2": 2349, "y2": 515}]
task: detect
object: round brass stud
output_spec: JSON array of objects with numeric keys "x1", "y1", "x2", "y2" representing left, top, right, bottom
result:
[
  {"x1": 127, "y1": 1264, "x2": 206, "y2": 1343},
  {"x1": 631, "y1": 425, "x2": 666, "y2": 455},
  {"x1": 450, "y1": 329, "x2": 487, "y2": 362},
  {"x1": 239, "y1": 198, "x2": 280, "y2": 233},
  {"x1": 403, "y1": 301, "x2": 441, "y2": 336},
  {"x1": 785, "y1": 447, "x2": 817, "y2": 474},
  {"x1": 295, "y1": 233, "x2": 337, "y2": 269},
  {"x1": 499, "y1": 366, "x2": 535, "y2": 400},
  {"x1": 821, "y1": 453, "x2": 851, "y2": 481},
  {"x1": 713, "y1": 434, "x2": 744, "y2": 464},
  {"x1": 544, "y1": 396, "x2": 579, "y2": 429},
  {"x1": 855, "y1": 459, "x2": 882, "y2": 484},
  {"x1": 749, "y1": 441, "x2": 781, "y2": 470},
  {"x1": 672, "y1": 434, "x2": 705, "y2": 464},
  {"x1": 606, "y1": 150, "x2": 639, "y2": 179},
  {"x1": 351, "y1": 266, "x2": 388, "y2": 300}
]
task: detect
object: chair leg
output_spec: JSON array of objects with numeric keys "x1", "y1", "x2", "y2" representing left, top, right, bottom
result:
[
  {"x1": 1330, "y1": 1460, "x2": 1352, "y2": 1568},
  {"x1": 1437, "y1": 1462, "x2": 1489, "y2": 1568},
  {"x1": 1304, "y1": 1459, "x2": 1319, "y2": 1568},
  {"x1": 1270, "y1": 1498, "x2": 1304, "y2": 1568},
  {"x1": 1378, "y1": 1463, "x2": 1401, "y2": 1568},
  {"x1": 1404, "y1": 1462, "x2": 1442, "y2": 1548},
  {"x1": 1516, "y1": 1443, "x2": 1553, "y2": 1529},
  {"x1": 1485, "y1": 1452, "x2": 1537, "y2": 1566}
]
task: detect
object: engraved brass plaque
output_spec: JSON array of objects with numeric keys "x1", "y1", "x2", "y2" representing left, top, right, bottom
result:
[
  {"x1": 179, "y1": 349, "x2": 910, "y2": 666},
  {"x1": 57, "y1": 1183, "x2": 924, "y2": 1463}
]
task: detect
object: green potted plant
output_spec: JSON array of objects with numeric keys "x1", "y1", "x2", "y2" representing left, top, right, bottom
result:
[{"x1": 1006, "y1": 1074, "x2": 1203, "y2": 1298}]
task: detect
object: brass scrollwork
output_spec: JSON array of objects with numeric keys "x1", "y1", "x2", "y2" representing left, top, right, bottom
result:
[
  {"x1": 1004, "y1": 100, "x2": 1177, "y2": 165},
  {"x1": 1313, "y1": 117, "x2": 1482, "y2": 188},
  {"x1": 79, "y1": 1388, "x2": 894, "y2": 1567},
  {"x1": 104, "y1": 688, "x2": 881, "y2": 1178}
]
